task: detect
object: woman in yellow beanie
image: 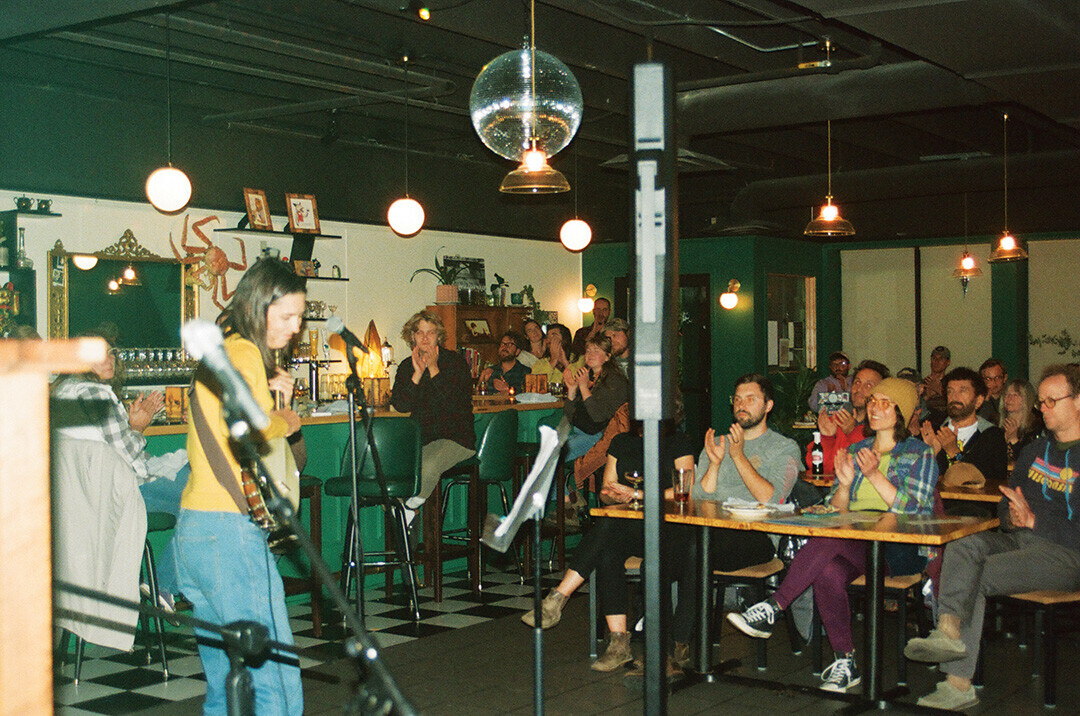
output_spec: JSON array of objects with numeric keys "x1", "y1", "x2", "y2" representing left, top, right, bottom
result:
[{"x1": 727, "y1": 378, "x2": 937, "y2": 693}]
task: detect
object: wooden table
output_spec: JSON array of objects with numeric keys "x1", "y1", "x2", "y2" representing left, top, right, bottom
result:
[
  {"x1": 592, "y1": 500, "x2": 999, "y2": 710},
  {"x1": 940, "y1": 479, "x2": 1006, "y2": 503}
]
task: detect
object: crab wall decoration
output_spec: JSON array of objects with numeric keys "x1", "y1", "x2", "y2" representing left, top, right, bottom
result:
[{"x1": 170, "y1": 215, "x2": 248, "y2": 310}]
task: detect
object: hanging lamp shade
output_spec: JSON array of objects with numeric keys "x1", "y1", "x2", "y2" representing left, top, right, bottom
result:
[
  {"x1": 952, "y1": 250, "x2": 983, "y2": 295},
  {"x1": 500, "y1": 140, "x2": 571, "y2": 193},
  {"x1": 989, "y1": 231, "x2": 1028, "y2": 262},
  {"x1": 988, "y1": 114, "x2": 1027, "y2": 263},
  {"x1": 804, "y1": 198, "x2": 855, "y2": 236}
]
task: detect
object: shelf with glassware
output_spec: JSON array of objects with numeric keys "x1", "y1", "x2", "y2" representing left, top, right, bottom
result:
[{"x1": 0, "y1": 209, "x2": 61, "y2": 332}]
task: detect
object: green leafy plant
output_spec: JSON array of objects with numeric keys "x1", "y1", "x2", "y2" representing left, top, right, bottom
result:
[
  {"x1": 769, "y1": 353, "x2": 817, "y2": 438},
  {"x1": 1030, "y1": 329, "x2": 1080, "y2": 359},
  {"x1": 410, "y1": 246, "x2": 463, "y2": 285}
]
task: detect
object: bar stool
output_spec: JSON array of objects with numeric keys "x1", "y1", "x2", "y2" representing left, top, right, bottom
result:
[
  {"x1": 324, "y1": 417, "x2": 423, "y2": 622},
  {"x1": 281, "y1": 475, "x2": 323, "y2": 636},
  {"x1": 428, "y1": 409, "x2": 519, "y2": 598}
]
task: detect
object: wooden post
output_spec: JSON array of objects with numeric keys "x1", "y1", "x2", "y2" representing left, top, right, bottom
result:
[{"x1": 0, "y1": 338, "x2": 104, "y2": 716}]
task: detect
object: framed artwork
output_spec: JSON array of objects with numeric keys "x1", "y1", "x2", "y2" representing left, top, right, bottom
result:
[
  {"x1": 243, "y1": 187, "x2": 273, "y2": 231},
  {"x1": 285, "y1": 193, "x2": 320, "y2": 234},
  {"x1": 463, "y1": 318, "x2": 493, "y2": 341},
  {"x1": 293, "y1": 260, "x2": 316, "y2": 277}
]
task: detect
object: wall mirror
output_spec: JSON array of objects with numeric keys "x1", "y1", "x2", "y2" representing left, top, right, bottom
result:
[{"x1": 48, "y1": 231, "x2": 198, "y2": 347}]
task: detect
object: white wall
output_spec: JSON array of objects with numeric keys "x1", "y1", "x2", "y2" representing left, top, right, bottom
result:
[
  {"x1": 842, "y1": 244, "x2": 992, "y2": 376},
  {"x1": 918, "y1": 244, "x2": 992, "y2": 371},
  {"x1": 840, "y1": 247, "x2": 917, "y2": 373},
  {"x1": 1029, "y1": 238, "x2": 1080, "y2": 377},
  {"x1": 0, "y1": 190, "x2": 583, "y2": 376}
]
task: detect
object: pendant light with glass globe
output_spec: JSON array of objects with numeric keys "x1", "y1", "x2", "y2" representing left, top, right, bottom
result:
[
  {"x1": 145, "y1": 14, "x2": 192, "y2": 214},
  {"x1": 387, "y1": 57, "x2": 425, "y2": 237},
  {"x1": 560, "y1": 147, "x2": 591, "y2": 251},
  {"x1": 469, "y1": 0, "x2": 583, "y2": 194}
]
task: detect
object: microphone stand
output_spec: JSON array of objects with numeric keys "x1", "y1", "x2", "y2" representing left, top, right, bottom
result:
[
  {"x1": 225, "y1": 404, "x2": 415, "y2": 715},
  {"x1": 342, "y1": 347, "x2": 421, "y2": 623}
]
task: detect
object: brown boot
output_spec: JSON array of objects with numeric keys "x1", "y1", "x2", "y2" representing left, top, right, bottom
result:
[
  {"x1": 626, "y1": 654, "x2": 683, "y2": 681},
  {"x1": 672, "y1": 642, "x2": 692, "y2": 669},
  {"x1": 521, "y1": 589, "x2": 568, "y2": 629},
  {"x1": 591, "y1": 631, "x2": 633, "y2": 672}
]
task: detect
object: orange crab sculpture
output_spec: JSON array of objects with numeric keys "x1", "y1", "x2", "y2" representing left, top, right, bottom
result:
[{"x1": 170, "y1": 215, "x2": 248, "y2": 310}]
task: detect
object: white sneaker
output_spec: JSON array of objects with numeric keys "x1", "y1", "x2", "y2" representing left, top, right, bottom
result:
[{"x1": 917, "y1": 680, "x2": 979, "y2": 709}]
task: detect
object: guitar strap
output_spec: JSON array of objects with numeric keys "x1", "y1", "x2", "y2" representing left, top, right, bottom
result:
[{"x1": 188, "y1": 386, "x2": 249, "y2": 514}]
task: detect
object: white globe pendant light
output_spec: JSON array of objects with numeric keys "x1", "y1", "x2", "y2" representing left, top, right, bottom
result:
[
  {"x1": 388, "y1": 197, "x2": 425, "y2": 237},
  {"x1": 388, "y1": 58, "x2": 425, "y2": 237},
  {"x1": 560, "y1": 219, "x2": 591, "y2": 252},
  {"x1": 146, "y1": 15, "x2": 192, "y2": 214}
]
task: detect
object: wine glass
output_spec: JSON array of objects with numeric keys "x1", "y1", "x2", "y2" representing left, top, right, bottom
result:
[{"x1": 626, "y1": 471, "x2": 644, "y2": 510}]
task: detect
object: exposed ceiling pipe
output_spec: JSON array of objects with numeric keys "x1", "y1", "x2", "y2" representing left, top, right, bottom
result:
[
  {"x1": 677, "y1": 41, "x2": 882, "y2": 92},
  {"x1": 728, "y1": 149, "x2": 1080, "y2": 224},
  {"x1": 677, "y1": 60, "x2": 995, "y2": 136}
]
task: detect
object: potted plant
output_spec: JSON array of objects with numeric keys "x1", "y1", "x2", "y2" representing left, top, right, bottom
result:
[{"x1": 411, "y1": 247, "x2": 463, "y2": 305}]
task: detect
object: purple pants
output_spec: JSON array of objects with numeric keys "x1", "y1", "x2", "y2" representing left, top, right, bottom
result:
[{"x1": 772, "y1": 537, "x2": 866, "y2": 654}]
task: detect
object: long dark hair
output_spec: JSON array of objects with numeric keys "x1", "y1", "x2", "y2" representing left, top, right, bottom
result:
[
  {"x1": 867, "y1": 404, "x2": 910, "y2": 444},
  {"x1": 542, "y1": 323, "x2": 572, "y2": 360},
  {"x1": 218, "y1": 258, "x2": 306, "y2": 372}
]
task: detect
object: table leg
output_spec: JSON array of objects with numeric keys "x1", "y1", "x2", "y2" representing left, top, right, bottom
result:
[
  {"x1": 693, "y1": 525, "x2": 716, "y2": 678},
  {"x1": 863, "y1": 540, "x2": 884, "y2": 705}
]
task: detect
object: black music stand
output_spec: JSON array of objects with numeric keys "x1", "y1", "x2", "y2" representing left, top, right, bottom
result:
[{"x1": 481, "y1": 422, "x2": 569, "y2": 716}]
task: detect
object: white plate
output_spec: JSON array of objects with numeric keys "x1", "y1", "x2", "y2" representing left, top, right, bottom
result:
[{"x1": 725, "y1": 506, "x2": 773, "y2": 520}]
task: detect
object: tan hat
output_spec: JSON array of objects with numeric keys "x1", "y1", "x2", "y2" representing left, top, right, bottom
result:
[
  {"x1": 871, "y1": 377, "x2": 919, "y2": 426},
  {"x1": 942, "y1": 462, "x2": 986, "y2": 488}
]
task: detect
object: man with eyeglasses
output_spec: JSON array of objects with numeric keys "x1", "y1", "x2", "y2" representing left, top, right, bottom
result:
[
  {"x1": 977, "y1": 358, "x2": 1008, "y2": 424},
  {"x1": 905, "y1": 364, "x2": 1080, "y2": 710},
  {"x1": 478, "y1": 330, "x2": 529, "y2": 394},
  {"x1": 919, "y1": 366, "x2": 1008, "y2": 486}
]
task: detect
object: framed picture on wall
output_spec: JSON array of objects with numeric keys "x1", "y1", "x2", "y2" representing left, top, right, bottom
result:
[
  {"x1": 285, "y1": 193, "x2": 320, "y2": 234},
  {"x1": 463, "y1": 318, "x2": 493, "y2": 341},
  {"x1": 243, "y1": 187, "x2": 273, "y2": 231}
]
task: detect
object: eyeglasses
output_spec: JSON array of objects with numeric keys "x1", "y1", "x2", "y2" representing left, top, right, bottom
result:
[
  {"x1": 1038, "y1": 393, "x2": 1076, "y2": 409},
  {"x1": 729, "y1": 394, "x2": 761, "y2": 406},
  {"x1": 866, "y1": 396, "x2": 896, "y2": 409}
]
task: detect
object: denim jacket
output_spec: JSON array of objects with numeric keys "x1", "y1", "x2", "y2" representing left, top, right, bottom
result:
[{"x1": 830, "y1": 436, "x2": 939, "y2": 515}]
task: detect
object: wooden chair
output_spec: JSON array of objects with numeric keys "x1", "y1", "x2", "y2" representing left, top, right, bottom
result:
[
  {"x1": 810, "y1": 572, "x2": 925, "y2": 683},
  {"x1": 977, "y1": 589, "x2": 1080, "y2": 707},
  {"x1": 712, "y1": 557, "x2": 786, "y2": 670}
]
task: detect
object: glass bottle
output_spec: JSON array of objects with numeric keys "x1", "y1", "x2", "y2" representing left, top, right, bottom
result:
[{"x1": 16, "y1": 228, "x2": 32, "y2": 269}]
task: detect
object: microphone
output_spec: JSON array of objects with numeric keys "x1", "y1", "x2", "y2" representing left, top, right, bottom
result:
[
  {"x1": 327, "y1": 316, "x2": 370, "y2": 354},
  {"x1": 181, "y1": 319, "x2": 271, "y2": 436}
]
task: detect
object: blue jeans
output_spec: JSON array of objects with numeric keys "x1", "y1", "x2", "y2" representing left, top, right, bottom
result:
[
  {"x1": 175, "y1": 509, "x2": 303, "y2": 715},
  {"x1": 564, "y1": 426, "x2": 602, "y2": 463}
]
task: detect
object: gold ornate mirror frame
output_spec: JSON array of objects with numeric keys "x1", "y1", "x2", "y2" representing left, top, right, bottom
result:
[{"x1": 48, "y1": 230, "x2": 199, "y2": 341}]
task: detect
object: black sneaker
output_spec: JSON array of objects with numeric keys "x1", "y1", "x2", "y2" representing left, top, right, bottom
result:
[
  {"x1": 820, "y1": 654, "x2": 861, "y2": 692},
  {"x1": 726, "y1": 599, "x2": 779, "y2": 639}
]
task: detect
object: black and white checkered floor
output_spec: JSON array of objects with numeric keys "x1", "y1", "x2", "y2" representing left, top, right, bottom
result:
[{"x1": 55, "y1": 568, "x2": 561, "y2": 715}]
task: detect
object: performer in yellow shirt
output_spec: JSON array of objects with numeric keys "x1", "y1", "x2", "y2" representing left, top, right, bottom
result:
[{"x1": 177, "y1": 258, "x2": 305, "y2": 715}]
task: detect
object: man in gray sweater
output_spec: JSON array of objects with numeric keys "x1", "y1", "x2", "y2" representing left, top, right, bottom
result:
[{"x1": 905, "y1": 364, "x2": 1080, "y2": 709}]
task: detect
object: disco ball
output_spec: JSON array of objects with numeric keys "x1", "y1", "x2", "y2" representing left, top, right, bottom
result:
[{"x1": 470, "y1": 48, "x2": 583, "y2": 162}]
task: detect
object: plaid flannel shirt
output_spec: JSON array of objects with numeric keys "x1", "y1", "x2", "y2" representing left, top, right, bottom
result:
[
  {"x1": 831, "y1": 435, "x2": 938, "y2": 515},
  {"x1": 53, "y1": 378, "x2": 150, "y2": 482}
]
